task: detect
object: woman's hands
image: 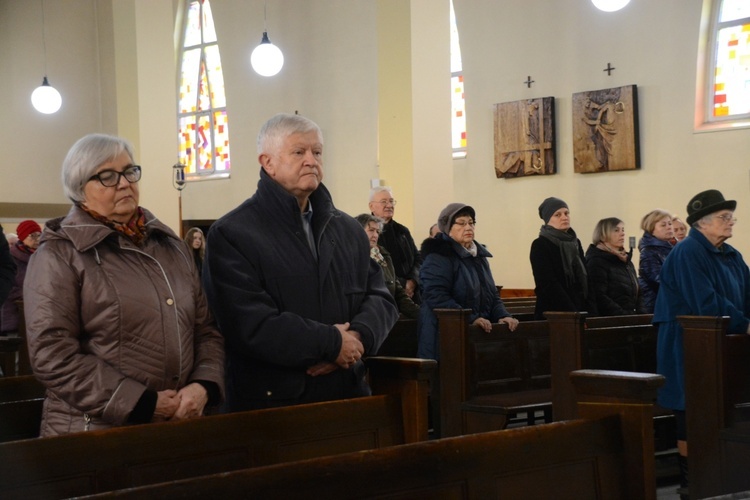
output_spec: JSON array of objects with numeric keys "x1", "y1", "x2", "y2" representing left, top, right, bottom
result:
[
  {"x1": 151, "y1": 383, "x2": 209, "y2": 422},
  {"x1": 472, "y1": 316, "x2": 519, "y2": 333}
]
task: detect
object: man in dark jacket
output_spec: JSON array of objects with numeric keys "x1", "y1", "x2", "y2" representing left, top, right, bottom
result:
[
  {"x1": 203, "y1": 113, "x2": 398, "y2": 411},
  {"x1": 369, "y1": 187, "x2": 422, "y2": 303}
]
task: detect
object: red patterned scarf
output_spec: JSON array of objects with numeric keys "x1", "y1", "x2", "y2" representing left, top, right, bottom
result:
[{"x1": 82, "y1": 206, "x2": 148, "y2": 246}]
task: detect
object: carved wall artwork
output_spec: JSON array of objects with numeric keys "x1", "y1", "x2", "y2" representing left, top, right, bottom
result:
[
  {"x1": 493, "y1": 97, "x2": 555, "y2": 178},
  {"x1": 572, "y1": 84, "x2": 640, "y2": 173}
]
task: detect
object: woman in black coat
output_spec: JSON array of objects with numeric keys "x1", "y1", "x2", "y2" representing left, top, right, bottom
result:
[
  {"x1": 529, "y1": 197, "x2": 588, "y2": 320},
  {"x1": 585, "y1": 217, "x2": 640, "y2": 316}
]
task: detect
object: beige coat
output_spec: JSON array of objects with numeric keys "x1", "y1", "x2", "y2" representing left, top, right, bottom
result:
[{"x1": 24, "y1": 206, "x2": 224, "y2": 436}]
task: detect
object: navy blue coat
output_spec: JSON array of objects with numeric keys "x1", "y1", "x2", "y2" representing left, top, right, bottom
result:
[
  {"x1": 203, "y1": 170, "x2": 398, "y2": 411},
  {"x1": 417, "y1": 234, "x2": 510, "y2": 360},
  {"x1": 655, "y1": 228, "x2": 750, "y2": 410},
  {"x1": 637, "y1": 232, "x2": 673, "y2": 313}
]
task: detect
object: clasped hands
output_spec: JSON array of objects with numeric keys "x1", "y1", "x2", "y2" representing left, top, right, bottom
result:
[
  {"x1": 472, "y1": 316, "x2": 519, "y2": 333},
  {"x1": 152, "y1": 382, "x2": 208, "y2": 422},
  {"x1": 307, "y1": 322, "x2": 364, "y2": 377}
]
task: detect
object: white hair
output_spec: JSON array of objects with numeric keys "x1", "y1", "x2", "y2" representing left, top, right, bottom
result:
[
  {"x1": 61, "y1": 134, "x2": 135, "y2": 203},
  {"x1": 369, "y1": 186, "x2": 394, "y2": 202},
  {"x1": 256, "y1": 113, "x2": 323, "y2": 156}
]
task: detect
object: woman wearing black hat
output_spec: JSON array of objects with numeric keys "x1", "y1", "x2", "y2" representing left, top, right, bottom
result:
[
  {"x1": 530, "y1": 197, "x2": 588, "y2": 320},
  {"x1": 417, "y1": 203, "x2": 518, "y2": 360},
  {"x1": 655, "y1": 189, "x2": 750, "y2": 499}
]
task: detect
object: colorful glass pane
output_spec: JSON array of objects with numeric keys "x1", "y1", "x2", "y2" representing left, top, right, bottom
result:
[
  {"x1": 720, "y1": 0, "x2": 750, "y2": 22},
  {"x1": 179, "y1": 48, "x2": 200, "y2": 113},
  {"x1": 451, "y1": 74, "x2": 467, "y2": 150},
  {"x1": 177, "y1": 0, "x2": 230, "y2": 177},
  {"x1": 713, "y1": 23, "x2": 750, "y2": 117},
  {"x1": 184, "y1": 1, "x2": 201, "y2": 47},
  {"x1": 202, "y1": 0, "x2": 217, "y2": 43},
  {"x1": 214, "y1": 110, "x2": 231, "y2": 171},
  {"x1": 205, "y1": 45, "x2": 226, "y2": 108}
]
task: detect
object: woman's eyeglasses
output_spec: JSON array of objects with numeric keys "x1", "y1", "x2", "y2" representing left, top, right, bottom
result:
[{"x1": 88, "y1": 165, "x2": 142, "y2": 187}]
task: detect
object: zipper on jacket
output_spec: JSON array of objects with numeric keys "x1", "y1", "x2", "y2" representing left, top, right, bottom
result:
[{"x1": 84, "y1": 413, "x2": 91, "y2": 431}]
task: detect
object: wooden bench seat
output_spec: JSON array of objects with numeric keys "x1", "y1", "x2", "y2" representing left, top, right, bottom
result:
[
  {"x1": 681, "y1": 315, "x2": 750, "y2": 498},
  {"x1": 0, "y1": 357, "x2": 435, "y2": 499},
  {"x1": 80, "y1": 370, "x2": 664, "y2": 500},
  {"x1": 436, "y1": 308, "x2": 551, "y2": 436}
]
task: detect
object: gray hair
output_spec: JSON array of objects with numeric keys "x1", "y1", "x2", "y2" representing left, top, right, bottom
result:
[
  {"x1": 354, "y1": 213, "x2": 384, "y2": 231},
  {"x1": 692, "y1": 215, "x2": 714, "y2": 230},
  {"x1": 369, "y1": 186, "x2": 393, "y2": 202},
  {"x1": 257, "y1": 113, "x2": 323, "y2": 156},
  {"x1": 62, "y1": 134, "x2": 135, "y2": 203}
]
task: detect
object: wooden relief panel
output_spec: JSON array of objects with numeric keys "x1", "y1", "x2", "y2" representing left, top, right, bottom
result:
[
  {"x1": 572, "y1": 84, "x2": 640, "y2": 173},
  {"x1": 494, "y1": 97, "x2": 556, "y2": 178}
]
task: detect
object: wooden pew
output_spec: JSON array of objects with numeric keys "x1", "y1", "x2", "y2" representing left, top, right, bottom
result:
[
  {"x1": 375, "y1": 318, "x2": 418, "y2": 358},
  {"x1": 436, "y1": 308, "x2": 551, "y2": 437},
  {"x1": 0, "y1": 357, "x2": 435, "y2": 499},
  {"x1": 681, "y1": 315, "x2": 750, "y2": 498},
  {"x1": 0, "y1": 375, "x2": 45, "y2": 443},
  {"x1": 545, "y1": 311, "x2": 657, "y2": 421},
  {"x1": 82, "y1": 370, "x2": 663, "y2": 500}
]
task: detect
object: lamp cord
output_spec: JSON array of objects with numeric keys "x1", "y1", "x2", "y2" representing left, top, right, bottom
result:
[
  {"x1": 40, "y1": 0, "x2": 48, "y2": 76},
  {"x1": 263, "y1": 0, "x2": 268, "y2": 32}
]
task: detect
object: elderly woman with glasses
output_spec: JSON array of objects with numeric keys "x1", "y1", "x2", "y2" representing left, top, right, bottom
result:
[
  {"x1": 23, "y1": 133, "x2": 224, "y2": 436},
  {"x1": 654, "y1": 189, "x2": 750, "y2": 496},
  {"x1": 417, "y1": 203, "x2": 518, "y2": 360}
]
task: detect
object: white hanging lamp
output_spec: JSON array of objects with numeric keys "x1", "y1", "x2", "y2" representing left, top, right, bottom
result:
[
  {"x1": 31, "y1": 0, "x2": 62, "y2": 114},
  {"x1": 250, "y1": 1, "x2": 284, "y2": 77},
  {"x1": 591, "y1": 0, "x2": 631, "y2": 12}
]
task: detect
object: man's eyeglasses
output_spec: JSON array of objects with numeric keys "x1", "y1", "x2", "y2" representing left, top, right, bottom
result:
[
  {"x1": 88, "y1": 165, "x2": 142, "y2": 187},
  {"x1": 453, "y1": 220, "x2": 476, "y2": 228},
  {"x1": 374, "y1": 199, "x2": 397, "y2": 206},
  {"x1": 713, "y1": 214, "x2": 737, "y2": 224}
]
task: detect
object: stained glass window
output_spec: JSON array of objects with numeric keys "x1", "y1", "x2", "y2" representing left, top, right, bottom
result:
[
  {"x1": 709, "y1": 0, "x2": 750, "y2": 121},
  {"x1": 178, "y1": 0, "x2": 230, "y2": 179},
  {"x1": 450, "y1": 0, "x2": 467, "y2": 159}
]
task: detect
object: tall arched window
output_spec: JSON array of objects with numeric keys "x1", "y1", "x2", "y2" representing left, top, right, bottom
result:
[
  {"x1": 699, "y1": 0, "x2": 750, "y2": 129},
  {"x1": 177, "y1": 0, "x2": 231, "y2": 179},
  {"x1": 450, "y1": 0, "x2": 467, "y2": 159}
]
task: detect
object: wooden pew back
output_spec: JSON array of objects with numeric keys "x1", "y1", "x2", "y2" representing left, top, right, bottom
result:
[
  {"x1": 0, "y1": 375, "x2": 45, "y2": 443},
  {"x1": 546, "y1": 311, "x2": 656, "y2": 421},
  {"x1": 80, "y1": 370, "x2": 663, "y2": 500},
  {"x1": 0, "y1": 358, "x2": 434, "y2": 500},
  {"x1": 436, "y1": 308, "x2": 551, "y2": 437},
  {"x1": 681, "y1": 315, "x2": 750, "y2": 498},
  {"x1": 375, "y1": 318, "x2": 417, "y2": 358}
]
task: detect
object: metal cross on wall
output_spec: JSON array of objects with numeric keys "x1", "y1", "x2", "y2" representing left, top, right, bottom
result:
[{"x1": 603, "y1": 63, "x2": 616, "y2": 76}]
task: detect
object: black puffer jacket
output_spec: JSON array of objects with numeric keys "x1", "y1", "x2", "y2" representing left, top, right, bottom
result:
[{"x1": 585, "y1": 244, "x2": 640, "y2": 316}]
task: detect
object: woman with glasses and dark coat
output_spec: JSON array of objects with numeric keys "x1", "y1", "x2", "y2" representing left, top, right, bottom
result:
[
  {"x1": 417, "y1": 203, "x2": 518, "y2": 360},
  {"x1": 23, "y1": 133, "x2": 224, "y2": 436},
  {"x1": 529, "y1": 197, "x2": 588, "y2": 320},
  {"x1": 654, "y1": 189, "x2": 750, "y2": 499}
]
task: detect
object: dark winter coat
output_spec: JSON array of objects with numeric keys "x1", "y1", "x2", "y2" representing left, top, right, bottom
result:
[
  {"x1": 417, "y1": 233, "x2": 510, "y2": 360},
  {"x1": 585, "y1": 244, "x2": 640, "y2": 316},
  {"x1": 203, "y1": 169, "x2": 398, "y2": 411},
  {"x1": 638, "y1": 232, "x2": 674, "y2": 313},
  {"x1": 378, "y1": 219, "x2": 422, "y2": 300},
  {"x1": 0, "y1": 227, "x2": 15, "y2": 309},
  {"x1": 377, "y1": 245, "x2": 420, "y2": 319},
  {"x1": 529, "y1": 232, "x2": 587, "y2": 320},
  {"x1": 1, "y1": 242, "x2": 32, "y2": 333}
]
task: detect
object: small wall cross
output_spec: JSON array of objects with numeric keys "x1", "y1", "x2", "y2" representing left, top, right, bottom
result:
[
  {"x1": 603, "y1": 63, "x2": 616, "y2": 76},
  {"x1": 524, "y1": 76, "x2": 535, "y2": 88}
]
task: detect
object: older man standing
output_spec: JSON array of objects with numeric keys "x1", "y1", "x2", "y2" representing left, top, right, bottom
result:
[
  {"x1": 203, "y1": 113, "x2": 398, "y2": 411},
  {"x1": 369, "y1": 187, "x2": 422, "y2": 302}
]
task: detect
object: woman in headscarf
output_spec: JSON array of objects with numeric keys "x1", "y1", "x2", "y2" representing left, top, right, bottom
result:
[
  {"x1": 529, "y1": 197, "x2": 588, "y2": 320},
  {"x1": 417, "y1": 203, "x2": 518, "y2": 360}
]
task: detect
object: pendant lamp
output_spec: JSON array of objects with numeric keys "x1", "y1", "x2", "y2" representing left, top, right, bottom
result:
[
  {"x1": 591, "y1": 0, "x2": 631, "y2": 12},
  {"x1": 250, "y1": 1, "x2": 284, "y2": 77},
  {"x1": 31, "y1": 0, "x2": 62, "y2": 114}
]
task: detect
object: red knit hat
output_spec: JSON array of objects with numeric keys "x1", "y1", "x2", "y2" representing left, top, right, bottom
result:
[{"x1": 16, "y1": 220, "x2": 42, "y2": 243}]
